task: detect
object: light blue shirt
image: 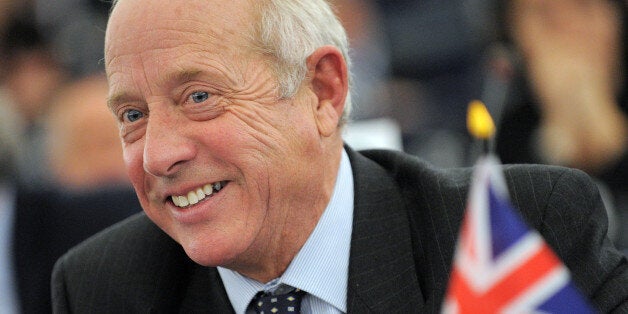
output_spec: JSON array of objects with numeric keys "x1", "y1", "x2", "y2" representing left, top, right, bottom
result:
[{"x1": 218, "y1": 149, "x2": 354, "y2": 314}]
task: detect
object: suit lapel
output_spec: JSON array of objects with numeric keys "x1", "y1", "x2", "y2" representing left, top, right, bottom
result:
[
  {"x1": 346, "y1": 149, "x2": 425, "y2": 313},
  {"x1": 178, "y1": 265, "x2": 235, "y2": 313}
]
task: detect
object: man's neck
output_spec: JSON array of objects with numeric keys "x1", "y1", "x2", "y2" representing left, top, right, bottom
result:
[
  {"x1": 218, "y1": 147, "x2": 354, "y2": 313},
  {"x1": 227, "y1": 146, "x2": 344, "y2": 282}
]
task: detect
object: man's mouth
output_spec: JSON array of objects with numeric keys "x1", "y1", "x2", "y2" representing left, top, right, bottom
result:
[{"x1": 170, "y1": 181, "x2": 228, "y2": 208}]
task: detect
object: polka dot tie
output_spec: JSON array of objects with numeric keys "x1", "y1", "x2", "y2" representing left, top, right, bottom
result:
[{"x1": 251, "y1": 288, "x2": 306, "y2": 314}]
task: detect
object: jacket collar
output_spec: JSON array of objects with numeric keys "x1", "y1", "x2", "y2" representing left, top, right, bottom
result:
[{"x1": 345, "y1": 147, "x2": 425, "y2": 312}]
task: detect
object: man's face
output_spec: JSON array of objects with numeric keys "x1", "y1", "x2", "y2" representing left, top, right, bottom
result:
[{"x1": 105, "y1": 0, "x2": 335, "y2": 270}]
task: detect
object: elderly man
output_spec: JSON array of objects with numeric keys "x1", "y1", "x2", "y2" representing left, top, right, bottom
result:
[{"x1": 52, "y1": 0, "x2": 628, "y2": 313}]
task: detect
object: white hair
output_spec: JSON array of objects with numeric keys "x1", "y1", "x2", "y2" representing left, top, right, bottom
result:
[
  {"x1": 109, "y1": 0, "x2": 353, "y2": 123},
  {"x1": 253, "y1": 0, "x2": 353, "y2": 123}
]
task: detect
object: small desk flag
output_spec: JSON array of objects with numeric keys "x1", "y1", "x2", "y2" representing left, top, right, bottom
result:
[{"x1": 442, "y1": 156, "x2": 596, "y2": 313}]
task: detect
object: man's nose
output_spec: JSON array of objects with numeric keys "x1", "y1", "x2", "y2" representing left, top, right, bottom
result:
[{"x1": 142, "y1": 106, "x2": 195, "y2": 177}]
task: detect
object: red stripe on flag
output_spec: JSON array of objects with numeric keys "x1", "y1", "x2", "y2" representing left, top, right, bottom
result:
[
  {"x1": 460, "y1": 208, "x2": 477, "y2": 263},
  {"x1": 450, "y1": 242, "x2": 561, "y2": 312}
]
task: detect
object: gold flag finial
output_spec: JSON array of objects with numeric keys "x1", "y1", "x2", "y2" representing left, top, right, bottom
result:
[{"x1": 467, "y1": 100, "x2": 495, "y2": 140}]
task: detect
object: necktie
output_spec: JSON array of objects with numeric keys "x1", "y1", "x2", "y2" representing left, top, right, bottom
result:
[{"x1": 250, "y1": 287, "x2": 306, "y2": 314}]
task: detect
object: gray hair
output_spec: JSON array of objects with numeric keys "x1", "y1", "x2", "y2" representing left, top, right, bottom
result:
[
  {"x1": 253, "y1": 0, "x2": 353, "y2": 123},
  {"x1": 109, "y1": 0, "x2": 353, "y2": 123}
]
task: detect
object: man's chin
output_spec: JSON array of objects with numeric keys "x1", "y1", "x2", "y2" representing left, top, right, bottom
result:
[{"x1": 181, "y1": 241, "x2": 241, "y2": 268}]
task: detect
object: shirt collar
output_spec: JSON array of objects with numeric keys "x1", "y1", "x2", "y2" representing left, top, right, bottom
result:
[{"x1": 218, "y1": 149, "x2": 354, "y2": 314}]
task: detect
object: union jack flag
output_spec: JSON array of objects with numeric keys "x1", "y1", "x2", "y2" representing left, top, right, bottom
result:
[{"x1": 442, "y1": 156, "x2": 596, "y2": 313}]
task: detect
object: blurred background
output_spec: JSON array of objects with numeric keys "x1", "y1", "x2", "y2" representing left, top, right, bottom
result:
[
  {"x1": 339, "y1": 0, "x2": 628, "y2": 253},
  {"x1": 0, "y1": 1, "x2": 625, "y2": 311},
  {"x1": 0, "y1": 0, "x2": 626, "y2": 244}
]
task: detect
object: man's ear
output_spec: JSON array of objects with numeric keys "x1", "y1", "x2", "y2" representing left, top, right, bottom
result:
[{"x1": 306, "y1": 46, "x2": 348, "y2": 137}]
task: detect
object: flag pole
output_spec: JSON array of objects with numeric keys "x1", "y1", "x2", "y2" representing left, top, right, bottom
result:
[{"x1": 444, "y1": 99, "x2": 597, "y2": 314}]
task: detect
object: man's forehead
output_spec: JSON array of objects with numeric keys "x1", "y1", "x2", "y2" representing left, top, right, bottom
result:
[
  {"x1": 105, "y1": 0, "x2": 259, "y2": 72},
  {"x1": 109, "y1": 0, "x2": 256, "y2": 24},
  {"x1": 106, "y1": 0, "x2": 257, "y2": 53}
]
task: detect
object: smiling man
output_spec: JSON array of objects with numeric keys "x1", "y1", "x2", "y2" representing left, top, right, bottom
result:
[
  {"x1": 51, "y1": 0, "x2": 628, "y2": 313},
  {"x1": 103, "y1": 0, "x2": 347, "y2": 278}
]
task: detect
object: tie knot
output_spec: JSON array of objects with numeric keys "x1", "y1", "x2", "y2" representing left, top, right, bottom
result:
[{"x1": 251, "y1": 287, "x2": 306, "y2": 314}]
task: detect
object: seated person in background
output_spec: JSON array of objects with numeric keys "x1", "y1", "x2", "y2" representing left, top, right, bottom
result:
[
  {"x1": 495, "y1": 0, "x2": 628, "y2": 250},
  {"x1": 44, "y1": 74, "x2": 129, "y2": 190},
  {"x1": 13, "y1": 184, "x2": 141, "y2": 314},
  {"x1": 52, "y1": 0, "x2": 628, "y2": 313},
  {"x1": 0, "y1": 79, "x2": 141, "y2": 314}
]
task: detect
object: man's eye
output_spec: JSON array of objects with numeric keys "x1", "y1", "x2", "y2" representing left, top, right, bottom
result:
[
  {"x1": 190, "y1": 91, "x2": 209, "y2": 103},
  {"x1": 124, "y1": 109, "x2": 144, "y2": 123}
]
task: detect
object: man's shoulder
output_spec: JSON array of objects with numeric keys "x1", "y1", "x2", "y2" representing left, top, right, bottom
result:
[
  {"x1": 355, "y1": 148, "x2": 589, "y2": 192},
  {"x1": 58, "y1": 212, "x2": 178, "y2": 269},
  {"x1": 353, "y1": 148, "x2": 597, "y2": 223},
  {"x1": 53, "y1": 212, "x2": 190, "y2": 291},
  {"x1": 52, "y1": 213, "x2": 210, "y2": 312},
  {"x1": 352, "y1": 149, "x2": 628, "y2": 312},
  {"x1": 354, "y1": 148, "x2": 613, "y2": 254}
]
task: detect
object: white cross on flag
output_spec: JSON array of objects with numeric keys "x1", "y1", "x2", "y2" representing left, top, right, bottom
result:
[{"x1": 442, "y1": 156, "x2": 596, "y2": 313}]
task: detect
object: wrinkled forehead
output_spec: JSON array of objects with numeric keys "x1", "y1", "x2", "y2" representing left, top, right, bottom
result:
[
  {"x1": 109, "y1": 0, "x2": 256, "y2": 22},
  {"x1": 105, "y1": 0, "x2": 258, "y2": 64}
]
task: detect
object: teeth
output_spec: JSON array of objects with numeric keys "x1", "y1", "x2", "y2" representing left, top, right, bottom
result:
[
  {"x1": 187, "y1": 191, "x2": 199, "y2": 205},
  {"x1": 203, "y1": 184, "x2": 213, "y2": 195},
  {"x1": 171, "y1": 181, "x2": 225, "y2": 208},
  {"x1": 196, "y1": 188, "x2": 206, "y2": 201},
  {"x1": 178, "y1": 196, "x2": 189, "y2": 207}
]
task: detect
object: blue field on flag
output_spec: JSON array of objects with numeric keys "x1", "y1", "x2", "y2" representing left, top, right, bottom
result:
[{"x1": 442, "y1": 157, "x2": 596, "y2": 313}]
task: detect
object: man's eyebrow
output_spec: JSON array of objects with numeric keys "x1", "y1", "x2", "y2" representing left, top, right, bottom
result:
[
  {"x1": 164, "y1": 69, "x2": 203, "y2": 85},
  {"x1": 107, "y1": 93, "x2": 138, "y2": 112},
  {"x1": 106, "y1": 70, "x2": 205, "y2": 111}
]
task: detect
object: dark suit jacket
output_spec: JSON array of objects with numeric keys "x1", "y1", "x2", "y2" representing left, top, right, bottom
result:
[
  {"x1": 12, "y1": 185, "x2": 141, "y2": 314},
  {"x1": 52, "y1": 149, "x2": 628, "y2": 313}
]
